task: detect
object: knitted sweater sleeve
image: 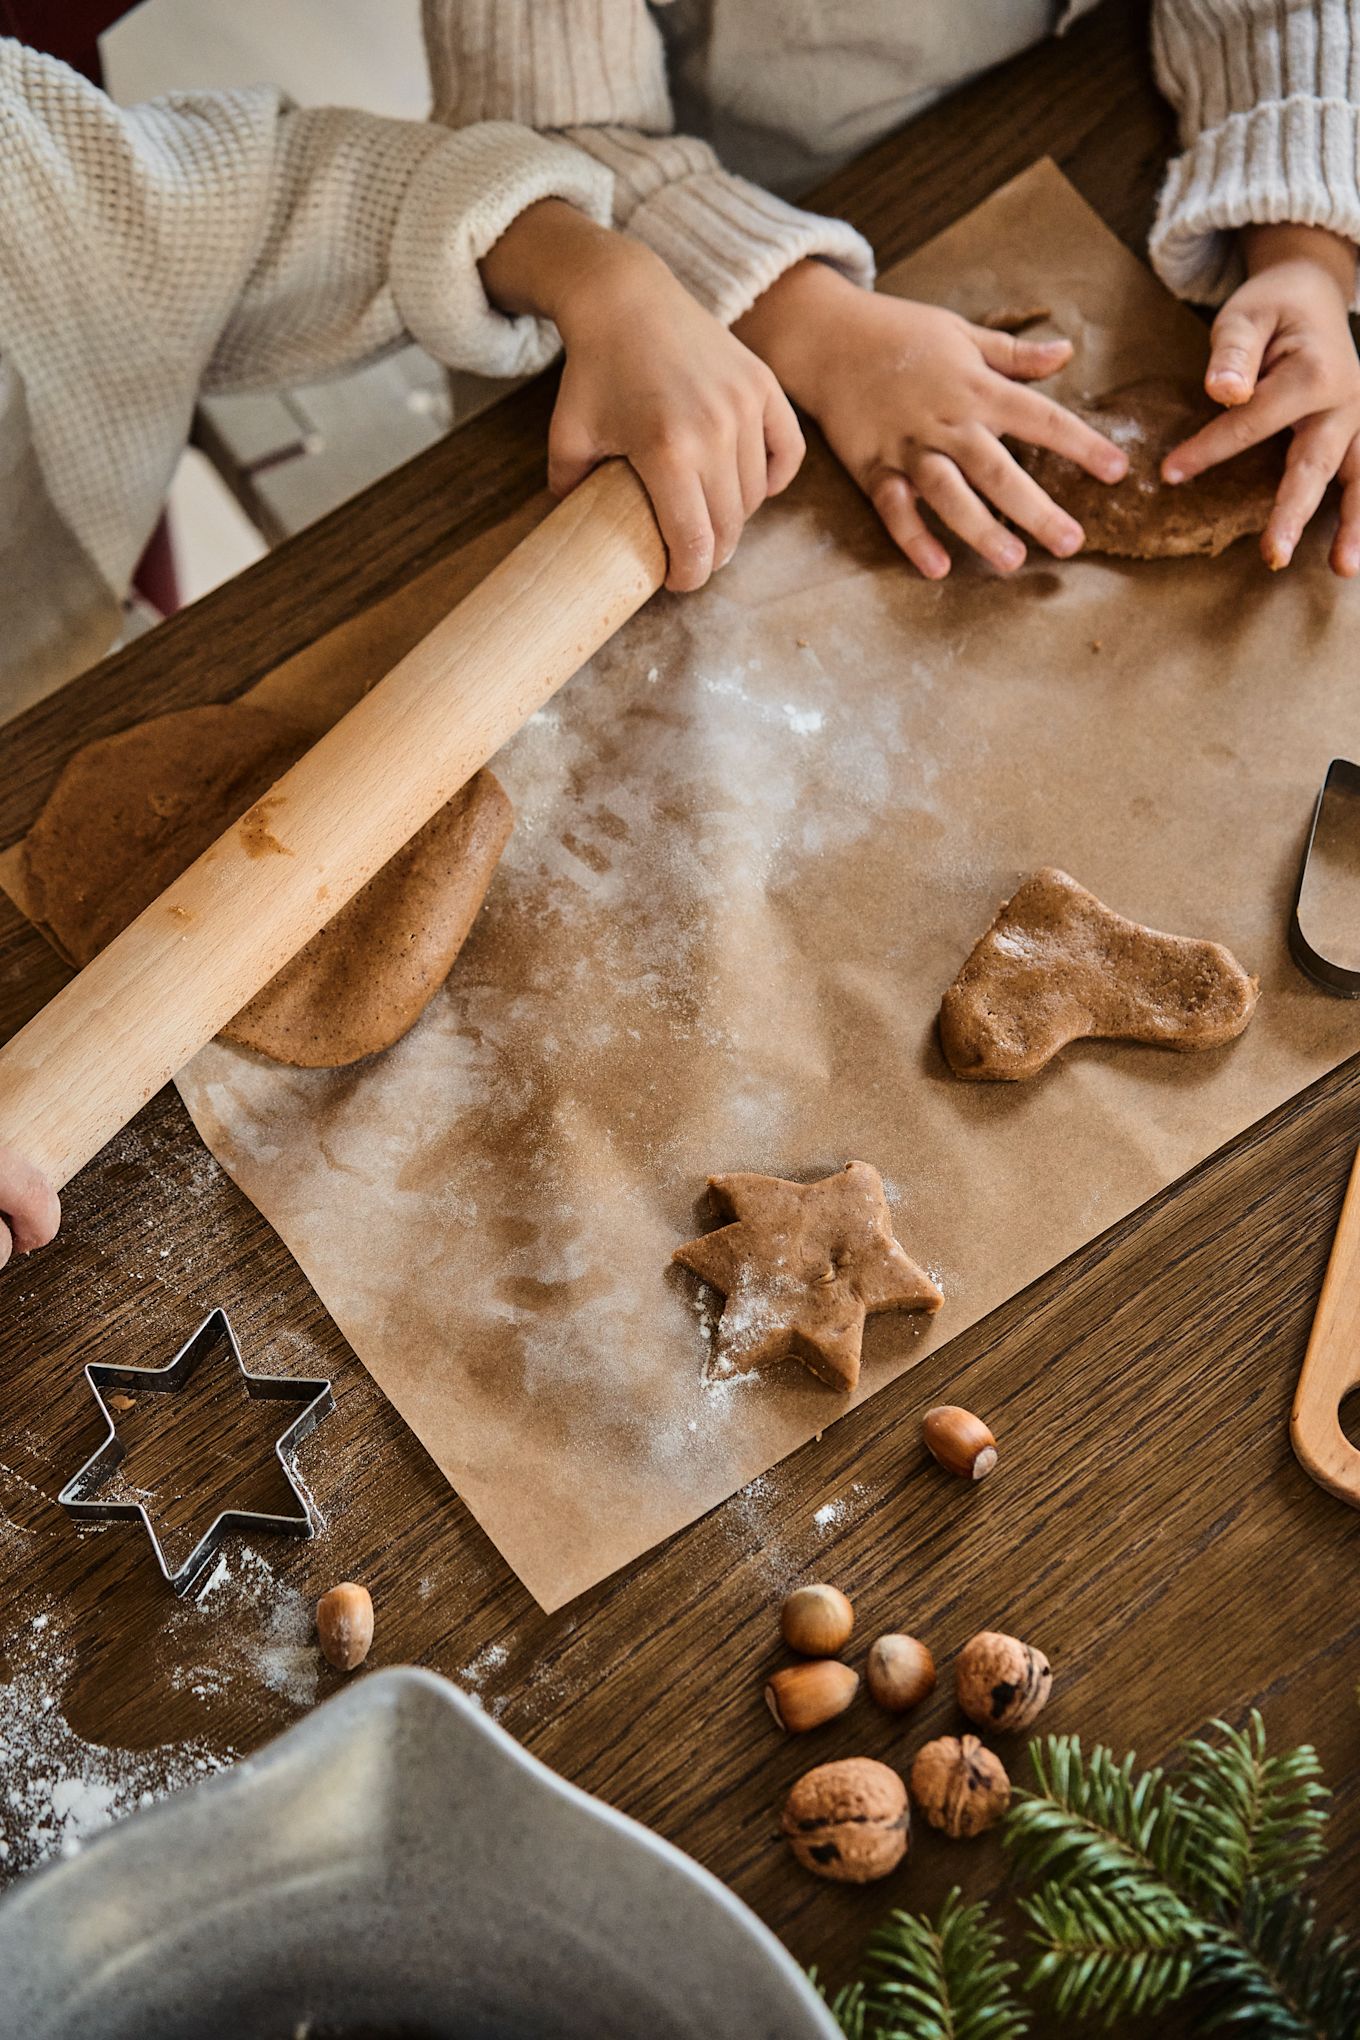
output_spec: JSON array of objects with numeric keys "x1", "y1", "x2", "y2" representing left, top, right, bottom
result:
[
  {"x1": 1151, "y1": 0, "x2": 1360, "y2": 304},
  {"x1": 0, "y1": 39, "x2": 611, "y2": 597},
  {"x1": 421, "y1": 0, "x2": 876, "y2": 327}
]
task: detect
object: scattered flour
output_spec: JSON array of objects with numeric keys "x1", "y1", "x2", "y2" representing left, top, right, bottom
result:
[
  {"x1": 0, "y1": 1615, "x2": 233, "y2": 1881},
  {"x1": 458, "y1": 1640, "x2": 508, "y2": 1689}
]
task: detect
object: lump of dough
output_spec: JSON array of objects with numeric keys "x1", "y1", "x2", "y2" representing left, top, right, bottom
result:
[
  {"x1": 1018, "y1": 377, "x2": 1283, "y2": 558},
  {"x1": 939, "y1": 866, "x2": 1258, "y2": 1081},
  {"x1": 22, "y1": 700, "x2": 512, "y2": 1069}
]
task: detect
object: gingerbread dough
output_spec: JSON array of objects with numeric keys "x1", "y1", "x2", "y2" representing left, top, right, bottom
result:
[
  {"x1": 939, "y1": 867, "x2": 1258, "y2": 1082},
  {"x1": 1019, "y1": 377, "x2": 1283, "y2": 558},
  {"x1": 21, "y1": 701, "x2": 513, "y2": 1068},
  {"x1": 673, "y1": 1161, "x2": 944, "y2": 1393}
]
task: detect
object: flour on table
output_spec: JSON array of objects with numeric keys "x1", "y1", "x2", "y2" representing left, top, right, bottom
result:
[{"x1": 0, "y1": 1600, "x2": 233, "y2": 1881}]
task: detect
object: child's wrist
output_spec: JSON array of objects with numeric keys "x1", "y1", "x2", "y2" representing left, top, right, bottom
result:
[
  {"x1": 733, "y1": 259, "x2": 860, "y2": 413},
  {"x1": 481, "y1": 200, "x2": 649, "y2": 333},
  {"x1": 1242, "y1": 220, "x2": 1357, "y2": 300}
]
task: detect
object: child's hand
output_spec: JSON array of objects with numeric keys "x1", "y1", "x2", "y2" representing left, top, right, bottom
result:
[
  {"x1": 482, "y1": 201, "x2": 804, "y2": 591},
  {"x1": 733, "y1": 260, "x2": 1128, "y2": 578},
  {"x1": 0, "y1": 1146, "x2": 59, "y2": 1271},
  {"x1": 1162, "y1": 224, "x2": 1360, "y2": 575}
]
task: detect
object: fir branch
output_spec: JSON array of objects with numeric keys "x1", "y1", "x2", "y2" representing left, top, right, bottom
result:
[
  {"x1": 1176, "y1": 1713, "x2": 1329, "y2": 1914},
  {"x1": 1020, "y1": 1879, "x2": 1201, "y2": 2023},
  {"x1": 1196, "y1": 1886, "x2": 1360, "y2": 2040},
  {"x1": 862, "y1": 1889, "x2": 1029, "y2": 2040},
  {"x1": 811, "y1": 1891, "x2": 1027, "y2": 2040},
  {"x1": 1005, "y1": 1735, "x2": 1196, "y2": 1905}
]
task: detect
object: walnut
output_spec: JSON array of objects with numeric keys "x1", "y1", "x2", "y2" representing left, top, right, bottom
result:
[
  {"x1": 781, "y1": 1757, "x2": 909, "y2": 1883},
  {"x1": 909, "y1": 1735, "x2": 1010, "y2": 1837},
  {"x1": 955, "y1": 1630, "x2": 1051, "y2": 1731}
]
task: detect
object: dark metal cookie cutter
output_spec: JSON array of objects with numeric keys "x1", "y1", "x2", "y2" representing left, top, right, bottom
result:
[
  {"x1": 57, "y1": 1307, "x2": 334, "y2": 1595},
  {"x1": 1290, "y1": 758, "x2": 1360, "y2": 996}
]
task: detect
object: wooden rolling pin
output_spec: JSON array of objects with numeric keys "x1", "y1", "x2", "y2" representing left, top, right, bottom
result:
[
  {"x1": 0, "y1": 460, "x2": 665, "y2": 1192},
  {"x1": 1292, "y1": 1142, "x2": 1360, "y2": 1508}
]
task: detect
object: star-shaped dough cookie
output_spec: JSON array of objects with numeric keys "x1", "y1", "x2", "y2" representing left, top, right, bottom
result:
[{"x1": 674, "y1": 1161, "x2": 943, "y2": 1393}]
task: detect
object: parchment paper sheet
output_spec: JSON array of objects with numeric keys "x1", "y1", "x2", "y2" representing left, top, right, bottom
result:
[{"x1": 19, "y1": 163, "x2": 1360, "y2": 1609}]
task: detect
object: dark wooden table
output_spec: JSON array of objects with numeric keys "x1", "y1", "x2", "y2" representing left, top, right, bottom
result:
[{"x1": 2, "y1": 2, "x2": 1357, "y2": 2021}]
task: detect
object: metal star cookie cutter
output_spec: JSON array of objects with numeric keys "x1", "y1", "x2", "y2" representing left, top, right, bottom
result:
[
  {"x1": 1290, "y1": 758, "x2": 1360, "y2": 997},
  {"x1": 57, "y1": 1307, "x2": 334, "y2": 1596}
]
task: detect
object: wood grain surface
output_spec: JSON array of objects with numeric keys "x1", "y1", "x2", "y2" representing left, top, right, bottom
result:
[{"x1": 2, "y1": 2, "x2": 1357, "y2": 2023}]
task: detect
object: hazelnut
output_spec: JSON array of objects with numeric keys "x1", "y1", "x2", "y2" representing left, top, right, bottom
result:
[
  {"x1": 782, "y1": 1757, "x2": 909, "y2": 1882},
  {"x1": 910, "y1": 1735, "x2": 1010, "y2": 1837},
  {"x1": 780, "y1": 1583, "x2": 854, "y2": 1656},
  {"x1": 922, "y1": 1405, "x2": 997, "y2": 1480},
  {"x1": 866, "y1": 1634, "x2": 937, "y2": 1713},
  {"x1": 956, "y1": 1630, "x2": 1051, "y2": 1731},
  {"x1": 765, "y1": 1659, "x2": 859, "y2": 1733},
  {"x1": 316, "y1": 1582, "x2": 374, "y2": 1672}
]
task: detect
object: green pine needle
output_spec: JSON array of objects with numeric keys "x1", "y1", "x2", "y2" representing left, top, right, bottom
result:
[
  {"x1": 1177, "y1": 1713, "x2": 1329, "y2": 1913},
  {"x1": 862, "y1": 1889, "x2": 1029, "y2": 2039},
  {"x1": 1020, "y1": 1878, "x2": 1201, "y2": 2023},
  {"x1": 1196, "y1": 1886, "x2": 1360, "y2": 2039},
  {"x1": 811, "y1": 1891, "x2": 1027, "y2": 2040}
]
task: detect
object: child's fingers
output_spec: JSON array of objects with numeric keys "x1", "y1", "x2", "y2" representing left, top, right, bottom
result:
[
  {"x1": 1205, "y1": 304, "x2": 1271, "y2": 407},
  {"x1": 762, "y1": 385, "x2": 806, "y2": 498},
  {"x1": 703, "y1": 446, "x2": 748, "y2": 570},
  {"x1": 869, "y1": 469, "x2": 950, "y2": 579},
  {"x1": 1329, "y1": 439, "x2": 1360, "y2": 576},
  {"x1": 1261, "y1": 420, "x2": 1349, "y2": 570},
  {"x1": 0, "y1": 1219, "x2": 11, "y2": 1275},
  {"x1": 954, "y1": 430, "x2": 1084, "y2": 557},
  {"x1": 0, "y1": 1149, "x2": 60, "y2": 1259},
  {"x1": 975, "y1": 328, "x2": 1072, "y2": 382},
  {"x1": 1162, "y1": 374, "x2": 1301, "y2": 483},
  {"x1": 738, "y1": 413, "x2": 772, "y2": 518},
  {"x1": 908, "y1": 450, "x2": 1027, "y2": 574},
  {"x1": 634, "y1": 454, "x2": 716, "y2": 591},
  {"x1": 546, "y1": 417, "x2": 601, "y2": 499},
  {"x1": 998, "y1": 383, "x2": 1128, "y2": 482}
]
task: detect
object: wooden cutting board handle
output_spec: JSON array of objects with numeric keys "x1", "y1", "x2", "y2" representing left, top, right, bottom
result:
[
  {"x1": 0, "y1": 459, "x2": 666, "y2": 1192},
  {"x1": 1291, "y1": 1140, "x2": 1360, "y2": 1507}
]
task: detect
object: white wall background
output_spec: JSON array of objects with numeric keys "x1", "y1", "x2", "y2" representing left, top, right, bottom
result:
[{"x1": 101, "y1": 0, "x2": 427, "y2": 116}]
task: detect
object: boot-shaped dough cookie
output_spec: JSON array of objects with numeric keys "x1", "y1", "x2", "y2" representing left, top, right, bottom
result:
[
  {"x1": 673, "y1": 1160, "x2": 943, "y2": 1392},
  {"x1": 1018, "y1": 377, "x2": 1283, "y2": 558},
  {"x1": 940, "y1": 867, "x2": 1258, "y2": 1082}
]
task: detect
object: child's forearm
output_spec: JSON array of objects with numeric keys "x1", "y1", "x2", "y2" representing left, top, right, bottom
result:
[
  {"x1": 480, "y1": 197, "x2": 658, "y2": 337},
  {"x1": 1241, "y1": 222, "x2": 1356, "y2": 296}
]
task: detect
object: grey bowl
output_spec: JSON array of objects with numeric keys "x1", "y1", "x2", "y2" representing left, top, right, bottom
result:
[{"x1": 0, "y1": 1665, "x2": 839, "y2": 2039}]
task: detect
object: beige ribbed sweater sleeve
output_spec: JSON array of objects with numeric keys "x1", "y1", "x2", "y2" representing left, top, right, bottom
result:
[
  {"x1": 0, "y1": 39, "x2": 613, "y2": 602},
  {"x1": 1152, "y1": 0, "x2": 1360, "y2": 303},
  {"x1": 422, "y1": 0, "x2": 875, "y2": 326}
]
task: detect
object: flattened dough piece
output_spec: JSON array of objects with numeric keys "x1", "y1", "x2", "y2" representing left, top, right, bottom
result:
[
  {"x1": 22, "y1": 701, "x2": 512, "y2": 1068},
  {"x1": 939, "y1": 866, "x2": 1258, "y2": 1082},
  {"x1": 673, "y1": 1160, "x2": 943, "y2": 1393},
  {"x1": 1018, "y1": 377, "x2": 1282, "y2": 558}
]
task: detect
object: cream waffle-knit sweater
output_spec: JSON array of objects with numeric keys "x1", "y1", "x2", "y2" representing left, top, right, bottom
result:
[
  {"x1": 0, "y1": 39, "x2": 619, "y2": 716},
  {"x1": 0, "y1": 30, "x2": 867, "y2": 717},
  {"x1": 422, "y1": 1, "x2": 1360, "y2": 316}
]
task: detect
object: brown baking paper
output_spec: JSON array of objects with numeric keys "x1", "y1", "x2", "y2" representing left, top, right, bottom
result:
[{"x1": 13, "y1": 161, "x2": 1360, "y2": 1609}]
